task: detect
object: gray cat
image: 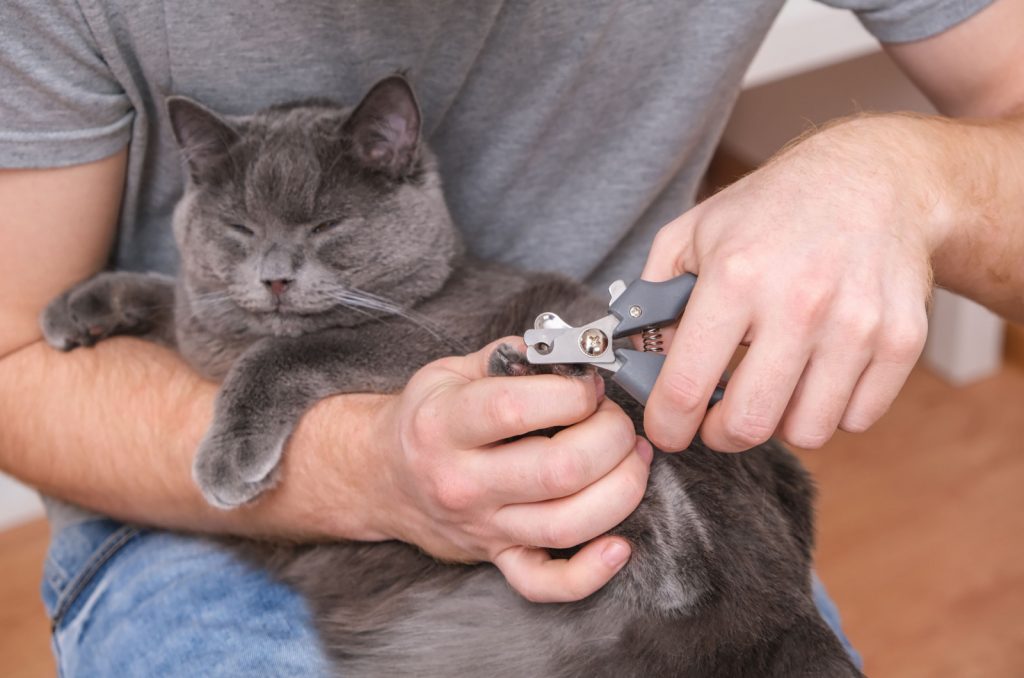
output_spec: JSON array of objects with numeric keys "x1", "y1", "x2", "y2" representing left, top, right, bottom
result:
[{"x1": 41, "y1": 75, "x2": 863, "y2": 677}]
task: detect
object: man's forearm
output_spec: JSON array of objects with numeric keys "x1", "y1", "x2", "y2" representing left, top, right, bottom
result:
[{"x1": 0, "y1": 336, "x2": 391, "y2": 541}]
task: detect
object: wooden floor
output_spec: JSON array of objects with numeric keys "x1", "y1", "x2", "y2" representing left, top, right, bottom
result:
[
  {"x1": 1, "y1": 364, "x2": 1022, "y2": 677},
  {"x1": 797, "y1": 364, "x2": 1024, "y2": 677},
  {"x1": 0, "y1": 519, "x2": 54, "y2": 678}
]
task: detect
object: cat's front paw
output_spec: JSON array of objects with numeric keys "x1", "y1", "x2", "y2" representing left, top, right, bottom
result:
[
  {"x1": 40, "y1": 274, "x2": 148, "y2": 350},
  {"x1": 192, "y1": 426, "x2": 286, "y2": 509},
  {"x1": 487, "y1": 343, "x2": 594, "y2": 379}
]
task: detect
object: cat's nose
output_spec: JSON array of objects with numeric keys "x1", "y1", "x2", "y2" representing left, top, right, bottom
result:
[{"x1": 263, "y1": 278, "x2": 293, "y2": 297}]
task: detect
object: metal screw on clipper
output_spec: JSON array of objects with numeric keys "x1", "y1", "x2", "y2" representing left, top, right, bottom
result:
[{"x1": 578, "y1": 328, "x2": 608, "y2": 357}]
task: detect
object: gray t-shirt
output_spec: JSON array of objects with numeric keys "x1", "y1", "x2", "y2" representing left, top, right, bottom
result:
[{"x1": 0, "y1": 0, "x2": 992, "y2": 531}]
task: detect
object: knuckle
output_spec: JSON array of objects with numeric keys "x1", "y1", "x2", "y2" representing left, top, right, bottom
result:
[
  {"x1": 425, "y1": 356, "x2": 459, "y2": 375},
  {"x1": 616, "y1": 420, "x2": 639, "y2": 454},
  {"x1": 840, "y1": 402, "x2": 888, "y2": 434},
  {"x1": 786, "y1": 285, "x2": 832, "y2": 330},
  {"x1": 430, "y1": 469, "x2": 479, "y2": 513},
  {"x1": 517, "y1": 584, "x2": 545, "y2": 604},
  {"x1": 721, "y1": 411, "x2": 775, "y2": 449},
  {"x1": 408, "y1": 400, "x2": 445, "y2": 450},
  {"x1": 784, "y1": 427, "x2": 832, "y2": 450},
  {"x1": 839, "y1": 414, "x2": 873, "y2": 434},
  {"x1": 620, "y1": 463, "x2": 650, "y2": 509},
  {"x1": 878, "y1": 322, "x2": 927, "y2": 362},
  {"x1": 562, "y1": 378, "x2": 596, "y2": 422},
  {"x1": 600, "y1": 408, "x2": 639, "y2": 454},
  {"x1": 538, "y1": 447, "x2": 588, "y2": 497},
  {"x1": 717, "y1": 251, "x2": 758, "y2": 289},
  {"x1": 651, "y1": 224, "x2": 679, "y2": 256},
  {"x1": 659, "y1": 370, "x2": 707, "y2": 413},
  {"x1": 839, "y1": 306, "x2": 882, "y2": 343},
  {"x1": 485, "y1": 385, "x2": 528, "y2": 434},
  {"x1": 541, "y1": 521, "x2": 579, "y2": 551}
]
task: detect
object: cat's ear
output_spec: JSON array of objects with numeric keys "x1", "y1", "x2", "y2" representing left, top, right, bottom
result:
[
  {"x1": 344, "y1": 75, "x2": 422, "y2": 178},
  {"x1": 166, "y1": 96, "x2": 239, "y2": 180}
]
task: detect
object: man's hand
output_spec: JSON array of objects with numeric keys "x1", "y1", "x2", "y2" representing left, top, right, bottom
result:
[
  {"x1": 641, "y1": 0, "x2": 1024, "y2": 454},
  {"x1": 346, "y1": 340, "x2": 647, "y2": 606},
  {"x1": 642, "y1": 121, "x2": 933, "y2": 453},
  {"x1": 370, "y1": 338, "x2": 652, "y2": 603}
]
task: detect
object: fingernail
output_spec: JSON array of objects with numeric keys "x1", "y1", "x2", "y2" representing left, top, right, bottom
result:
[
  {"x1": 601, "y1": 540, "x2": 630, "y2": 569},
  {"x1": 635, "y1": 437, "x2": 654, "y2": 464}
]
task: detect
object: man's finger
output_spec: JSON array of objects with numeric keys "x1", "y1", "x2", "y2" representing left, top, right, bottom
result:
[
  {"x1": 840, "y1": 306, "x2": 926, "y2": 432},
  {"x1": 492, "y1": 536, "x2": 632, "y2": 603},
  {"x1": 439, "y1": 371, "x2": 602, "y2": 449},
  {"x1": 492, "y1": 438, "x2": 651, "y2": 549},
  {"x1": 776, "y1": 346, "x2": 872, "y2": 449},
  {"x1": 698, "y1": 327, "x2": 811, "y2": 452},
  {"x1": 644, "y1": 281, "x2": 749, "y2": 452},
  {"x1": 474, "y1": 399, "x2": 638, "y2": 503},
  {"x1": 641, "y1": 213, "x2": 697, "y2": 283}
]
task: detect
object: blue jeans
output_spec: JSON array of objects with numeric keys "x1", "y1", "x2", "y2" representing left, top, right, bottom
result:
[{"x1": 42, "y1": 519, "x2": 861, "y2": 675}]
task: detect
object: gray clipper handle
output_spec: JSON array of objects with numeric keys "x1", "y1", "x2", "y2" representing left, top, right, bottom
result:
[
  {"x1": 613, "y1": 349, "x2": 725, "y2": 408},
  {"x1": 609, "y1": 274, "x2": 698, "y2": 337}
]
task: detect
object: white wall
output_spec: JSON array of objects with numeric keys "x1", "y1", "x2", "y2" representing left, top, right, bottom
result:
[{"x1": 0, "y1": 471, "x2": 44, "y2": 531}]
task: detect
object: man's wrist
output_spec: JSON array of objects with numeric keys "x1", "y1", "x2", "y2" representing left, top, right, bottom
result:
[
  {"x1": 273, "y1": 391, "x2": 397, "y2": 542},
  {"x1": 811, "y1": 113, "x2": 959, "y2": 257},
  {"x1": 817, "y1": 111, "x2": 1024, "y2": 319}
]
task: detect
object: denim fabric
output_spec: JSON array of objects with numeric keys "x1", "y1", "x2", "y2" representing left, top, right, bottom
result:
[
  {"x1": 41, "y1": 519, "x2": 329, "y2": 677},
  {"x1": 812, "y1": 572, "x2": 863, "y2": 669},
  {"x1": 42, "y1": 519, "x2": 861, "y2": 675}
]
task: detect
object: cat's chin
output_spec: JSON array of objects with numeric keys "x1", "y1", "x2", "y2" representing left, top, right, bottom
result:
[
  {"x1": 238, "y1": 305, "x2": 377, "y2": 336},
  {"x1": 236, "y1": 298, "x2": 329, "y2": 317}
]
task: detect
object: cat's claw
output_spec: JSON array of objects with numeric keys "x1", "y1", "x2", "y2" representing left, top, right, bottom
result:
[{"x1": 192, "y1": 429, "x2": 285, "y2": 509}]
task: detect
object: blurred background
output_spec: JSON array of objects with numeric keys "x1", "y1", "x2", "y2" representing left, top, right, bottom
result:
[{"x1": 3, "y1": 1, "x2": 1023, "y2": 675}]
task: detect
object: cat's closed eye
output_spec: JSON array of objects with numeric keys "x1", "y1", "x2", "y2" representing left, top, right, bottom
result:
[
  {"x1": 227, "y1": 223, "x2": 254, "y2": 236},
  {"x1": 311, "y1": 220, "x2": 340, "y2": 236}
]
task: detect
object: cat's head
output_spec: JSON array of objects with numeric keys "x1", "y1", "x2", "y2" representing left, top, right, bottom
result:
[{"x1": 167, "y1": 75, "x2": 462, "y2": 333}]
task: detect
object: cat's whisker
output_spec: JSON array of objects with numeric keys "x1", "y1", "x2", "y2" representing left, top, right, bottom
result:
[
  {"x1": 189, "y1": 290, "x2": 234, "y2": 304},
  {"x1": 327, "y1": 298, "x2": 385, "y2": 322},
  {"x1": 329, "y1": 287, "x2": 466, "y2": 352}
]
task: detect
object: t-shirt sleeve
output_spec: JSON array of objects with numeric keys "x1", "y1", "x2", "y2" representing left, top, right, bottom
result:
[
  {"x1": 0, "y1": 0, "x2": 132, "y2": 168},
  {"x1": 818, "y1": 0, "x2": 996, "y2": 43}
]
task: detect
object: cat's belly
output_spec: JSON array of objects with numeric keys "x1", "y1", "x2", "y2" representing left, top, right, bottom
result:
[{"x1": 268, "y1": 541, "x2": 631, "y2": 678}]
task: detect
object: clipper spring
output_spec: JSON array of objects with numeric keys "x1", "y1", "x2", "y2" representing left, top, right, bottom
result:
[{"x1": 641, "y1": 326, "x2": 664, "y2": 353}]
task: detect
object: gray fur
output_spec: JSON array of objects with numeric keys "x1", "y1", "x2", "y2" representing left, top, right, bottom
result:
[{"x1": 41, "y1": 75, "x2": 862, "y2": 677}]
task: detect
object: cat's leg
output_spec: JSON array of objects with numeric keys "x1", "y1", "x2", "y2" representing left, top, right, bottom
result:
[
  {"x1": 40, "y1": 272, "x2": 177, "y2": 349},
  {"x1": 193, "y1": 331, "x2": 407, "y2": 508}
]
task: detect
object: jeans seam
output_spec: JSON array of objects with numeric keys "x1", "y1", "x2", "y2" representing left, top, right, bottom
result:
[
  {"x1": 47, "y1": 554, "x2": 71, "y2": 587},
  {"x1": 50, "y1": 525, "x2": 141, "y2": 630}
]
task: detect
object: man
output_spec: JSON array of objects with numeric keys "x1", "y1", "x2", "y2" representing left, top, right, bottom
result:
[{"x1": 2, "y1": 0, "x2": 1021, "y2": 674}]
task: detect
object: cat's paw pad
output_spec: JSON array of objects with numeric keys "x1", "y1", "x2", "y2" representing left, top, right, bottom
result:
[
  {"x1": 40, "y1": 278, "x2": 144, "y2": 350},
  {"x1": 192, "y1": 429, "x2": 285, "y2": 509},
  {"x1": 487, "y1": 343, "x2": 594, "y2": 379},
  {"x1": 487, "y1": 343, "x2": 535, "y2": 377}
]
